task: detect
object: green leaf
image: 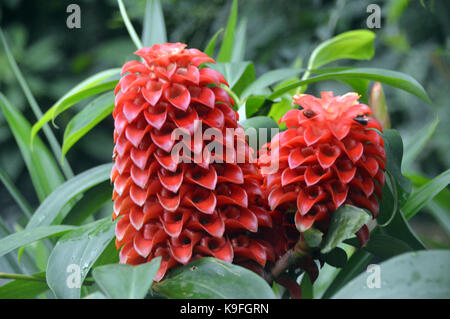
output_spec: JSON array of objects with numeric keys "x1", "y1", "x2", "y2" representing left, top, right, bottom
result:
[
  {"x1": 26, "y1": 163, "x2": 113, "y2": 229},
  {"x1": 142, "y1": 0, "x2": 167, "y2": 47},
  {"x1": 30, "y1": 68, "x2": 120, "y2": 144},
  {"x1": 46, "y1": 218, "x2": 115, "y2": 299},
  {"x1": 322, "y1": 250, "x2": 372, "y2": 299},
  {"x1": 0, "y1": 272, "x2": 49, "y2": 299},
  {"x1": 269, "y1": 67, "x2": 431, "y2": 104},
  {"x1": 403, "y1": 169, "x2": 450, "y2": 220},
  {"x1": 0, "y1": 93, "x2": 65, "y2": 201},
  {"x1": 62, "y1": 92, "x2": 114, "y2": 158},
  {"x1": 63, "y1": 182, "x2": 112, "y2": 226},
  {"x1": 402, "y1": 115, "x2": 439, "y2": 172},
  {"x1": 333, "y1": 250, "x2": 450, "y2": 299},
  {"x1": 231, "y1": 18, "x2": 247, "y2": 62},
  {"x1": 384, "y1": 208, "x2": 426, "y2": 250},
  {"x1": 307, "y1": 30, "x2": 375, "y2": 70},
  {"x1": 93, "y1": 258, "x2": 161, "y2": 299},
  {"x1": 362, "y1": 230, "x2": 413, "y2": 260},
  {"x1": 204, "y1": 28, "x2": 224, "y2": 58},
  {"x1": 241, "y1": 68, "x2": 303, "y2": 99},
  {"x1": 242, "y1": 95, "x2": 267, "y2": 118},
  {"x1": 117, "y1": 0, "x2": 143, "y2": 49},
  {"x1": 299, "y1": 273, "x2": 313, "y2": 299},
  {"x1": 217, "y1": 0, "x2": 238, "y2": 63},
  {"x1": 239, "y1": 116, "x2": 279, "y2": 146},
  {"x1": 0, "y1": 166, "x2": 32, "y2": 218},
  {"x1": 268, "y1": 97, "x2": 293, "y2": 123},
  {"x1": 322, "y1": 247, "x2": 348, "y2": 268},
  {"x1": 0, "y1": 29, "x2": 73, "y2": 179},
  {"x1": 321, "y1": 205, "x2": 371, "y2": 254},
  {"x1": 0, "y1": 225, "x2": 75, "y2": 257},
  {"x1": 153, "y1": 257, "x2": 276, "y2": 299},
  {"x1": 209, "y1": 62, "x2": 255, "y2": 96},
  {"x1": 303, "y1": 227, "x2": 324, "y2": 248},
  {"x1": 382, "y1": 129, "x2": 412, "y2": 204}
]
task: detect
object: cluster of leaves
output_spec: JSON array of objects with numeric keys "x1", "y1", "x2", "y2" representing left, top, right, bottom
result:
[{"x1": 0, "y1": 0, "x2": 449, "y2": 299}]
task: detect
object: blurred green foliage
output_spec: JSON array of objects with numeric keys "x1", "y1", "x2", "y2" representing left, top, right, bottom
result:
[{"x1": 0, "y1": 0, "x2": 448, "y2": 240}]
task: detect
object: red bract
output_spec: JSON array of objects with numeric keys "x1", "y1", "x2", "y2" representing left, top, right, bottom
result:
[
  {"x1": 111, "y1": 43, "x2": 273, "y2": 281},
  {"x1": 260, "y1": 92, "x2": 386, "y2": 255}
]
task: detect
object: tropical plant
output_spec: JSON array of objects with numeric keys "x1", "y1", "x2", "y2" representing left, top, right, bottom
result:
[{"x1": 0, "y1": 0, "x2": 448, "y2": 299}]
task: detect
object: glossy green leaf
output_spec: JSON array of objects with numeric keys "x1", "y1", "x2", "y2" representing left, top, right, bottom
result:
[
  {"x1": 93, "y1": 258, "x2": 161, "y2": 299},
  {"x1": 242, "y1": 95, "x2": 267, "y2": 118},
  {"x1": 217, "y1": 0, "x2": 238, "y2": 63},
  {"x1": 382, "y1": 129, "x2": 412, "y2": 204},
  {"x1": 362, "y1": 230, "x2": 413, "y2": 260},
  {"x1": 384, "y1": 208, "x2": 425, "y2": 250},
  {"x1": 241, "y1": 68, "x2": 303, "y2": 99},
  {"x1": 63, "y1": 182, "x2": 112, "y2": 226},
  {"x1": 333, "y1": 250, "x2": 450, "y2": 299},
  {"x1": 154, "y1": 257, "x2": 275, "y2": 299},
  {"x1": 231, "y1": 18, "x2": 247, "y2": 62},
  {"x1": 299, "y1": 273, "x2": 313, "y2": 299},
  {"x1": 0, "y1": 225, "x2": 75, "y2": 257},
  {"x1": 204, "y1": 28, "x2": 224, "y2": 58},
  {"x1": 30, "y1": 68, "x2": 120, "y2": 144},
  {"x1": 142, "y1": 0, "x2": 167, "y2": 47},
  {"x1": 321, "y1": 205, "x2": 371, "y2": 253},
  {"x1": 269, "y1": 68, "x2": 431, "y2": 104},
  {"x1": 26, "y1": 163, "x2": 113, "y2": 229},
  {"x1": 0, "y1": 93, "x2": 65, "y2": 201},
  {"x1": 322, "y1": 250, "x2": 373, "y2": 299},
  {"x1": 239, "y1": 116, "x2": 279, "y2": 146},
  {"x1": 268, "y1": 97, "x2": 293, "y2": 123},
  {"x1": 62, "y1": 92, "x2": 114, "y2": 158},
  {"x1": 322, "y1": 247, "x2": 348, "y2": 268},
  {"x1": 209, "y1": 62, "x2": 255, "y2": 96},
  {"x1": 0, "y1": 272, "x2": 49, "y2": 299},
  {"x1": 403, "y1": 169, "x2": 450, "y2": 220},
  {"x1": 46, "y1": 218, "x2": 115, "y2": 299},
  {"x1": 402, "y1": 115, "x2": 439, "y2": 172},
  {"x1": 307, "y1": 30, "x2": 375, "y2": 70}
]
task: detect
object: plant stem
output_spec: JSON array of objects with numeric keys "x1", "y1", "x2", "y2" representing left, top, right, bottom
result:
[
  {"x1": 117, "y1": 0, "x2": 143, "y2": 50},
  {"x1": 0, "y1": 272, "x2": 45, "y2": 282}
]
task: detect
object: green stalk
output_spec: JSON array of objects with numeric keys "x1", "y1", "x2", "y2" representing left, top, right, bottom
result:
[{"x1": 117, "y1": 0, "x2": 143, "y2": 50}]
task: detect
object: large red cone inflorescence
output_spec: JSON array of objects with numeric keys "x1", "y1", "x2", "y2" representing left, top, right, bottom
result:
[
  {"x1": 112, "y1": 43, "x2": 274, "y2": 281},
  {"x1": 259, "y1": 92, "x2": 386, "y2": 255}
]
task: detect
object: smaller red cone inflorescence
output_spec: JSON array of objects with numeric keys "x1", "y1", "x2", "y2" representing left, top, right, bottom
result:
[
  {"x1": 259, "y1": 92, "x2": 386, "y2": 256},
  {"x1": 111, "y1": 43, "x2": 274, "y2": 281}
]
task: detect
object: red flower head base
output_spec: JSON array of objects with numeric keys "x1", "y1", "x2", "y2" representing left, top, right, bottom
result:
[
  {"x1": 111, "y1": 43, "x2": 274, "y2": 281},
  {"x1": 260, "y1": 92, "x2": 386, "y2": 253}
]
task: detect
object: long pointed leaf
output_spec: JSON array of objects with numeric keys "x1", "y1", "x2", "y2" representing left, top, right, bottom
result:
[
  {"x1": 0, "y1": 93, "x2": 65, "y2": 201},
  {"x1": 142, "y1": 0, "x2": 167, "y2": 47},
  {"x1": 26, "y1": 163, "x2": 113, "y2": 229},
  {"x1": 62, "y1": 92, "x2": 114, "y2": 158},
  {"x1": 217, "y1": 0, "x2": 238, "y2": 63},
  {"x1": 269, "y1": 67, "x2": 431, "y2": 105},
  {"x1": 30, "y1": 68, "x2": 119, "y2": 144}
]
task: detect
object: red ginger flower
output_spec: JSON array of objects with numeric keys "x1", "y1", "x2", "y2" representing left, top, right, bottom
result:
[
  {"x1": 111, "y1": 43, "x2": 274, "y2": 281},
  {"x1": 260, "y1": 92, "x2": 386, "y2": 254}
]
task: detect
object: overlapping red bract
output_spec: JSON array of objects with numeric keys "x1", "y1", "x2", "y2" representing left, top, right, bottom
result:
[
  {"x1": 260, "y1": 92, "x2": 386, "y2": 256},
  {"x1": 111, "y1": 43, "x2": 274, "y2": 281}
]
